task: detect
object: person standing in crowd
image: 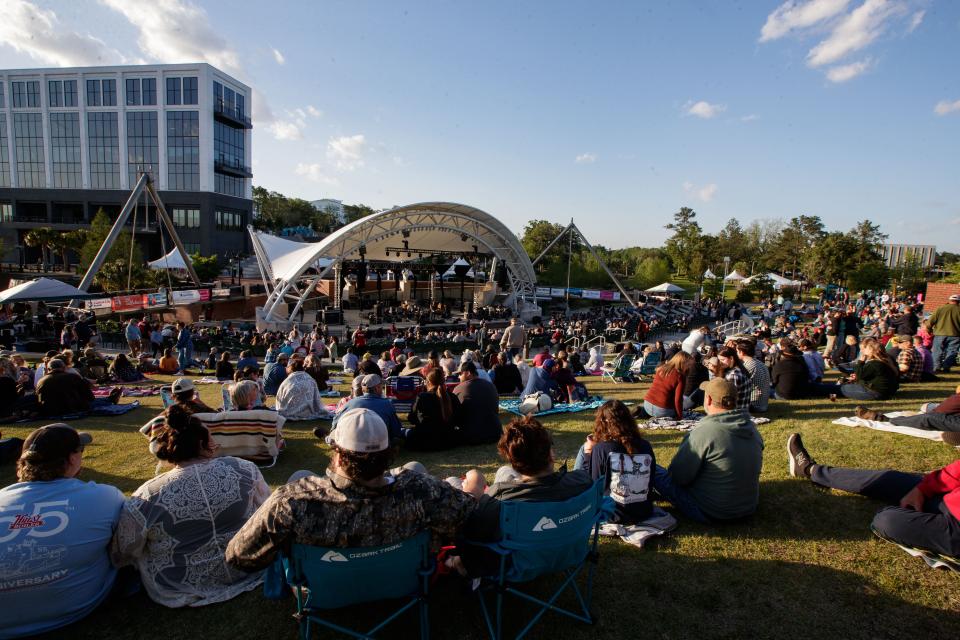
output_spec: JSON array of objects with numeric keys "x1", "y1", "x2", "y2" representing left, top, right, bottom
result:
[
  {"x1": 930, "y1": 294, "x2": 960, "y2": 373},
  {"x1": 175, "y1": 322, "x2": 193, "y2": 374},
  {"x1": 125, "y1": 318, "x2": 142, "y2": 358},
  {"x1": 500, "y1": 318, "x2": 527, "y2": 359},
  {"x1": 0, "y1": 425, "x2": 125, "y2": 637}
]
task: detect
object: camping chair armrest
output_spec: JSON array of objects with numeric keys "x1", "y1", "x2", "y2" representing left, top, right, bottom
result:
[{"x1": 597, "y1": 496, "x2": 616, "y2": 523}]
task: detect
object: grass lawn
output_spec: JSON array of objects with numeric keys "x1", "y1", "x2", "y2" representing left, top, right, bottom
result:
[{"x1": 3, "y1": 370, "x2": 959, "y2": 639}]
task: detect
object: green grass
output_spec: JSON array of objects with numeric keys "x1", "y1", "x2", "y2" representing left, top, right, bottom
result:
[{"x1": 3, "y1": 371, "x2": 960, "y2": 639}]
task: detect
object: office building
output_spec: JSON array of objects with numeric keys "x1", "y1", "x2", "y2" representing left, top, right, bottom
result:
[
  {"x1": 880, "y1": 243, "x2": 936, "y2": 269},
  {"x1": 311, "y1": 198, "x2": 345, "y2": 224},
  {"x1": 0, "y1": 63, "x2": 252, "y2": 265}
]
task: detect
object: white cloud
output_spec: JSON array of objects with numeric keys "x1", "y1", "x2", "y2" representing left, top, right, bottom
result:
[
  {"x1": 741, "y1": 114, "x2": 760, "y2": 122},
  {"x1": 575, "y1": 153, "x2": 597, "y2": 164},
  {"x1": 826, "y1": 58, "x2": 872, "y2": 82},
  {"x1": 759, "y1": 0, "x2": 851, "y2": 42},
  {"x1": 271, "y1": 47, "x2": 285, "y2": 65},
  {"x1": 907, "y1": 9, "x2": 924, "y2": 32},
  {"x1": 806, "y1": 0, "x2": 904, "y2": 68},
  {"x1": 684, "y1": 100, "x2": 726, "y2": 119},
  {"x1": 934, "y1": 99, "x2": 960, "y2": 116},
  {"x1": 268, "y1": 121, "x2": 303, "y2": 141},
  {"x1": 683, "y1": 181, "x2": 718, "y2": 203},
  {"x1": 306, "y1": 105, "x2": 323, "y2": 118},
  {"x1": 327, "y1": 135, "x2": 367, "y2": 171},
  {"x1": 0, "y1": 0, "x2": 128, "y2": 66},
  {"x1": 295, "y1": 163, "x2": 340, "y2": 186}
]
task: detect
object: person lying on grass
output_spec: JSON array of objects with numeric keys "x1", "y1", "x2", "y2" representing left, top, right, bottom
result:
[
  {"x1": 855, "y1": 385, "x2": 960, "y2": 437},
  {"x1": 787, "y1": 433, "x2": 960, "y2": 571}
]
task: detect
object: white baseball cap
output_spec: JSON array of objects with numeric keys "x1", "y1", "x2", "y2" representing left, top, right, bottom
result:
[
  {"x1": 360, "y1": 373, "x2": 382, "y2": 388},
  {"x1": 327, "y1": 408, "x2": 389, "y2": 452}
]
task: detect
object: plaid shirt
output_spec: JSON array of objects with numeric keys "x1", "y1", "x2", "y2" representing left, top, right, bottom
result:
[{"x1": 897, "y1": 348, "x2": 923, "y2": 382}]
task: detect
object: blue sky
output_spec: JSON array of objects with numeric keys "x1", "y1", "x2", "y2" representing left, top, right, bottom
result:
[{"x1": 2, "y1": 1, "x2": 958, "y2": 251}]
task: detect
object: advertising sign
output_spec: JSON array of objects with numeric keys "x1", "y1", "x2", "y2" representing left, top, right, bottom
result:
[
  {"x1": 568, "y1": 288, "x2": 582, "y2": 297},
  {"x1": 212, "y1": 288, "x2": 231, "y2": 298},
  {"x1": 535, "y1": 287, "x2": 551, "y2": 297},
  {"x1": 581, "y1": 289, "x2": 601, "y2": 300},
  {"x1": 171, "y1": 289, "x2": 201, "y2": 305},
  {"x1": 550, "y1": 288, "x2": 566, "y2": 298},
  {"x1": 143, "y1": 292, "x2": 168, "y2": 308},
  {"x1": 87, "y1": 298, "x2": 113, "y2": 310},
  {"x1": 199, "y1": 289, "x2": 211, "y2": 301},
  {"x1": 111, "y1": 294, "x2": 143, "y2": 312}
]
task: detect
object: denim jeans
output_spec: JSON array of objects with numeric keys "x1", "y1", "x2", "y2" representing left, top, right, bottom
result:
[
  {"x1": 932, "y1": 335, "x2": 959, "y2": 372},
  {"x1": 810, "y1": 381, "x2": 881, "y2": 401},
  {"x1": 652, "y1": 465, "x2": 709, "y2": 523},
  {"x1": 177, "y1": 348, "x2": 189, "y2": 372},
  {"x1": 644, "y1": 400, "x2": 677, "y2": 418}
]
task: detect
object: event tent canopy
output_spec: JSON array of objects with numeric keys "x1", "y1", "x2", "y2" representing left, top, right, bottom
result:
[
  {"x1": 703, "y1": 268, "x2": 718, "y2": 279},
  {"x1": 645, "y1": 282, "x2": 686, "y2": 294},
  {"x1": 742, "y1": 272, "x2": 803, "y2": 289},
  {"x1": 147, "y1": 247, "x2": 191, "y2": 271},
  {"x1": 724, "y1": 270, "x2": 746, "y2": 281},
  {"x1": 0, "y1": 277, "x2": 95, "y2": 304}
]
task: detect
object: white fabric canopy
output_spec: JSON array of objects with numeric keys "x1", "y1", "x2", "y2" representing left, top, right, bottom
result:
[
  {"x1": 703, "y1": 268, "x2": 718, "y2": 279},
  {"x1": 645, "y1": 282, "x2": 686, "y2": 293},
  {"x1": 148, "y1": 247, "x2": 190, "y2": 270},
  {"x1": 252, "y1": 231, "x2": 334, "y2": 283},
  {"x1": 724, "y1": 270, "x2": 746, "y2": 281},
  {"x1": 742, "y1": 272, "x2": 803, "y2": 289},
  {"x1": 0, "y1": 277, "x2": 94, "y2": 303}
]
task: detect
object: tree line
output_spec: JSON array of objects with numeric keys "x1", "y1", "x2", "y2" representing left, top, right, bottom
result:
[{"x1": 251, "y1": 186, "x2": 377, "y2": 234}]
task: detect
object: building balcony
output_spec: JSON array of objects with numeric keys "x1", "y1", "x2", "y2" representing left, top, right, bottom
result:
[
  {"x1": 213, "y1": 101, "x2": 252, "y2": 129},
  {"x1": 215, "y1": 158, "x2": 253, "y2": 178}
]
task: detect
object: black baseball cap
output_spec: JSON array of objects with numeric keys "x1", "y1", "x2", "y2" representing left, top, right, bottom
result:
[{"x1": 20, "y1": 424, "x2": 92, "y2": 464}]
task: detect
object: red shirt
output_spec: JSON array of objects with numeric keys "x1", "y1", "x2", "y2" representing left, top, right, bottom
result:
[
  {"x1": 934, "y1": 393, "x2": 960, "y2": 415},
  {"x1": 643, "y1": 369, "x2": 684, "y2": 418},
  {"x1": 532, "y1": 352, "x2": 549, "y2": 367},
  {"x1": 917, "y1": 460, "x2": 960, "y2": 521}
]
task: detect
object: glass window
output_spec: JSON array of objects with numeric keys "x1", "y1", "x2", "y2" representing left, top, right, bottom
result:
[
  {"x1": 213, "y1": 81, "x2": 223, "y2": 107},
  {"x1": 215, "y1": 209, "x2": 244, "y2": 232},
  {"x1": 63, "y1": 80, "x2": 77, "y2": 107},
  {"x1": 172, "y1": 207, "x2": 200, "y2": 228},
  {"x1": 48, "y1": 80, "x2": 62, "y2": 107},
  {"x1": 142, "y1": 78, "x2": 157, "y2": 105},
  {"x1": 102, "y1": 79, "x2": 116, "y2": 106},
  {"x1": 126, "y1": 111, "x2": 159, "y2": 186},
  {"x1": 166, "y1": 77, "x2": 181, "y2": 105},
  {"x1": 223, "y1": 86, "x2": 235, "y2": 114},
  {"x1": 50, "y1": 112, "x2": 82, "y2": 189},
  {"x1": 0, "y1": 82, "x2": 4, "y2": 108},
  {"x1": 12, "y1": 81, "x2": 39, "y2": 108},
  {"x1": 182, "y1": 77, "x2": 198, "y2": 105},
  {"x1": 0, "y1": 118, "x2": 10, "y2": 188},
  {"x1": 13, "y1": 112, "x2": 46, "y2": 187},
  {"x1": 166, "y1": 111, "x2": 199, "y2": 191},
  {"x1": 125, "y1": 79, "x2": 140, "y2": 106},
  {"x1": 215, "y1": 173, "x2": 245, "y2": 198},
  {"x1": 183, "y1": 242, "x2": 201, "y2": 254},
  {"x1": 0, "y1": 203, "x2": 11, "y2": 223},
  {"x1": 26, "y1": 81, "x2": 39, "y2": 107},
  {"x1": 236, "y1": 93, "x2": 245, "y2": 118},
  {"x1": 86, "y1": 79, "x2": 101, "y2": 106},
  {"x1": 87, "y1": 112, "x2": 120, "y2": 189}
]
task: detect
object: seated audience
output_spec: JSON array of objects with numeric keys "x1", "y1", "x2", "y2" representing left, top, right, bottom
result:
[
  {"x1": 715, "y1": 347, "x2": 751, "y2": 413},
  {"x1": 341, "y1": 346, "x2": 360, "y2": 374},
  {"x1": 454, "y1": 361, "x2": 502, "y2": 445},
  {"x1": 440, "y1": 350, "x2": 458, "y2": 377},
  {"x1": 275, "y1": 359, "x2": 329, "y2": 421},
  {"x1": 158, "y1": 348, "x2": 180, "y2": 374},
  {"x1": 225, "y1": 409, "x2": 477, "y2": 572},
  {"x1": 816, "y1": 337, "x2": 899, "y2": 401},
  {"x1": 855, "y1": 385, "x2": 960, "y2": 437},
  {"x1": 771, "y1": 344, "x2": 810, "y2": 400},
  {"x1": 491, "y1": 352, "x2": 523, "y2": 395},
  {"x1": 0, "y1": 425, "x2": 124, "y2": 637},
  {"x1": 215, "y1": 351, "x2": 235, "y2": 381},
  {"x1": 399, "y1": 355, "x2": 426, "y2": 378},
  {"x1": 231, "y1": 379, "x2": 264, "y2": 411},
  {"x1": 833, "y1": 335, "x2": 860, "y2": 372},
  {"x1": 643, "y1": 352, "x2": 692, "y2": 418},
  {"x1": 894, "y1": 336, "x2": 922, "y2": 383},
  {"x1": 514, "y1": 353, "x2": 531, "y2": 388},
  {"x1": 111, "y1": 406, "x2": 270, "y2": 607},
  {"x1": 913, "y1": 335, "x2": 936, "y2": 381},
  {"x1": 327, "y1": 374, "x2": 402, "y2": 441},
  {"x1": 787, "y1": 433, "x2": 959, "y2": 565},
  {"x1": 263, "y1": 352, "x2": 290, "y2": 395},
  {"x1": 575, "y1": 400, "x2": 655, "y2": 524},
  {"x1": 405, "y1": 369, "x2": 461, "y2": 451},
  {"x1": 236, "y1": 350, "x2": 259, "y2": 372},
  {"x1": 110, "y1": 353, "x2": 146, "y2": 383},
  {"x1": 800, "y1": 339, "x2": 825, "y2": 383},
  {"x1": 736, "y1": 340, "x2": 770, "y2": 413},
  {"x1": 303, "y1": 353, "x2": 329, "y2": 391},
  {"x1": 522, "y1": 358, "x2": 560, "y2": 400},
  {"x1": 170, "y1": 377, "x2": 217, "y2": 414},
  {"x1": 36, "y1": 359, "x2": 120, "y2": 416},
  {"x1": 652, "y1": 379, "x2": 764, "y2": 522}
]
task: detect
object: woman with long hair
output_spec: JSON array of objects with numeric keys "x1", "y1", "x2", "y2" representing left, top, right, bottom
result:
[
  {"x1": 815, "y1": 337, "x2": 900, "y2": 401},
  {"x1": 641, "y1": 351, "x2": 693, "y2": 418},
  {"x1": 576, "y1": 399, "x2": 655, "y2": 523},
  {"x1": 110, "y1": 352, "x2": 146, "y2": 382},
  {"x1": 404, "y1": 368, "x2": 461, "y2": 450},
  {"x1": 715, "y1": 346, "x2": 751, "y2": 412}
]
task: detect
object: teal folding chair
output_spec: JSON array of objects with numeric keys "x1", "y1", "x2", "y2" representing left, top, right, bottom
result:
[
  {"x1": 471, "y1": 478, "x2": 614, "y2": 640},
  {"x1": 602, "y1": 353, "x2": 636, "y2": 384},
  {"x1": 281, "y1": 531, "x2": 433, "y2": 639},
  {"x1": 635, "y1": 352, "x2": 661, "y2": 379}
]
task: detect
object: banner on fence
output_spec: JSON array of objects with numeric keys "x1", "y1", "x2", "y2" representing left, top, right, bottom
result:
[
  {"x1": 535, "y1": 287, "x2": 551, "y2": 297},
  {"x1": 171, "y1": 289, "x2": 201, "y2": 305},
  {"x1": 212, "y1": 288, "x2": 231, "y2": 298},
  {"x1": 143, "y1": 292, "x2": 168, "y2": 308},
  {"x1": 581, "y1": 289, "x2": 601, "y2": 300},
  {"x1": 550, "y1": 288, "x2": 566, "y2": 297},
  {"x1": 111, "y1": 294, "x2": 143, "y2": 312},
  {"x1": 87, "y1": 298, "x2": 113, "y2": 310},
  {"x1": 199, "y1": 289, "x2": 211, "y2": 301}
]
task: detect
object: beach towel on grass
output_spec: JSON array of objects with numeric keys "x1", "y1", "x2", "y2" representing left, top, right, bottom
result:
[
  {"x1": 499, "y1": 396, "x2": 618, "y2": 417},
  {"x1": 15, "y1": 401, "x2": 141, "y2": 423},
  {"x1": 640, "y1": 414, "x2": 771, "y2": 432},
  {"x1": 833, "y1": 412, "x2": 945, "y2": 442},
  {"x1": 93, "y1": 386, "x2": 161, "y2": 398}
]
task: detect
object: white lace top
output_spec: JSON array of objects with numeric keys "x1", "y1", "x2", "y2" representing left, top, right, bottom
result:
[{"x1": 111, "y1": 457, "x2": 271, "y2": 608}]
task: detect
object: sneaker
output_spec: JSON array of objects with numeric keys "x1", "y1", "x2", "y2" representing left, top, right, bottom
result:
[
  {"x1": 942, "y1": 431, "x2": 960, "y2": 447},
  {"x1": 855, "y1": 405, "x2": 886, "y2": 421},
  {"x1": 787, "y1": 433, "x2": 815, "y2": 478}
]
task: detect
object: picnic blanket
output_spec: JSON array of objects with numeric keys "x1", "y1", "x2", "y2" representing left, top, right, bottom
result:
[
  {"x1": 641, "y1": 413, "x2": 771, "y2": 432},
  {"x1": 833, "y1": 412, "x2": 945, "y2": 442},
  {"x1": 92, "y1": 386, "x2": 161, "y2": 398},
  {"x1": 499, "y1": 397, "x2": 615, "y2": 417},
  {"x1": 12, "y1": 401, "x2": 141, "y2": 423},
  {"x1": 319, "y1": 389, "x2": 340, "y2": 397},
  {"x1": 599, "y1": 507, "x2": 678, "y2": 549},
  {"x1": 191, "y1": 377, "x2": 222, "y2": 385}
]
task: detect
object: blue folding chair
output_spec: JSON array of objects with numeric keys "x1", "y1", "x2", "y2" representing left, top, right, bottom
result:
[
  {"x1": 281, "y1": 531, "x2": 433, "y2": 639},
  {"x1": 471, "y1": 478, "x2": 613, "y2": 640},
  {"x1": 634, "y1": 352, "x2": 661, "y2": 379}
]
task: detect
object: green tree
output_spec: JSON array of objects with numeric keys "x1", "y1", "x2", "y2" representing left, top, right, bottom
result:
[
  {"x1": 633, "y1": 256, "x2": 672, "y2": 290},
  {"x1": 848, "y1": 220, "x2": 887, "y2": 267},
  {"x1": 79, "y1": 209, "x2": 142, "y2": 271},
  {"x1": 803, "y1": 232, "x2": 859, "y2": 285},
  {"x1": 848, "y1": 262, "x2": 890, "y2": 292},
  {"x1": 751, "y1": 275, "x2": 775, "y2": 301},
  {"x1": 190, "y1": 253, "x2": 221, "y2": 282},
  {"x1": 768, "y1": 215, "x2": 825, "y2": 279},
  {"x1": 940, "y1": 262, "x2": 960, "y2": 284},
  {"x1": 23, "y1": 227, "x2": 57, "y2": 269},
  {"x1": 663, "y1": 207, "x2": 703, "y2": 277},
  {"x1": 520, "y1": 220, "x2": 574, "y2": 272}
]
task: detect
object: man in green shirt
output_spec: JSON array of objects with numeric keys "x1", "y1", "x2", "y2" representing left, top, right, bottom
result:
[
  {"x1": 652, "y1": 378, "x2": 765, "y2": 523},
  {"x1": 930, "y1": 294, "x2": 960, "y2": 373}
]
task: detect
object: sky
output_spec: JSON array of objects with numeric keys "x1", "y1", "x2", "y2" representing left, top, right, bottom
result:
[{"x1": 1, "y1": 0, "x2": 958, "y2": 251}]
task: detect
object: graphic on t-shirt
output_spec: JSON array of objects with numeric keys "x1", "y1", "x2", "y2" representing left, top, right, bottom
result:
[
  {"x1": 0, "y1": 538, "x2": 68, "y2": 584},
  {"x1": 608, "y1": 453, "x2": 652, "y2": 505}
]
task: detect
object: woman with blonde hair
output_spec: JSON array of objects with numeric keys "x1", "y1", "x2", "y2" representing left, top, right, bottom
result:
[
  {"x1": 641, "y1": 351, "x2": 693, "y2": 418},
  {"x1": 815, "y1": 337, "x2": 899, "y2": 401},
  {"x1": 404, "y1": 368, "x2": 461, "y2": 450}
]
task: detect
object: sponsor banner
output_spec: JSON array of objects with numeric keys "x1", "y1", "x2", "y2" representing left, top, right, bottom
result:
[
  {"x1": 535, "y1": 286, "x2": 551, "y2": 297},
  {"x1": 581, "y1": 289, "x2": 601, "y2": 300},
  {"x1": 143, "y1": 292, "x2": 168, "y2": 308},
  {"x1": 599, "y1": 290, "x2": 615, "y2": 301},
  {"x1": 612, "y1": 292, "x2": 621, "y2": 301},
  {"x1": 568, "y1": 288, "x2": 583, "y2": 297},
  {"x1": 199, "y1": 289, "x2": 211, "y2": 301},
  {"x1": 171, "y1": 289, "x2": 201, "y2": 305},
  {"x1": 111, "y1": 294, "x2": 143, "y2": 312},
  {"x1": 87, "y1": 298, "x2": 113, "y2": 310},
  {"x1": 550, "y1": 288, "x2": 566, "y2": 298},
  {"x1": 212, "y1": 288, "x2": 231, "y2": 298}
]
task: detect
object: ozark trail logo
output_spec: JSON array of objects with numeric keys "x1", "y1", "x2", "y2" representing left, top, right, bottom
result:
[
  {"x1": 532, "y1": 517, "x2": 556, "y2": 532},
  {"x1": 320, "y1": 550, "x2": 348, "y2": 563}
]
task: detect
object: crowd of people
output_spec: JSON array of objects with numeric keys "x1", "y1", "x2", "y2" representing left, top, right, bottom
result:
[{"x1": 1, "y1": 288, "x2": 959, "y2": 637}]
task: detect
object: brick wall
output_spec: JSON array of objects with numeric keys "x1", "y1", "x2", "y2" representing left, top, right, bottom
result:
[{"x1": 924, "y1": 282, "x2": 960, "y2": 314}]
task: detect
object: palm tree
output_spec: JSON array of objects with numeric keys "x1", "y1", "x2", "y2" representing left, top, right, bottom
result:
[
  {"x1": 23, "y1": 227, "x2": 56, "y2": 270},
  {"x1": 56, "y1": 229, "x2": 89, "y2": 270}
]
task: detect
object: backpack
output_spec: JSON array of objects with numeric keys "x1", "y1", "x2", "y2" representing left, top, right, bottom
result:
[
  {"x1": 519, "y1": 391, "x2": 553, "y2": 415},
  {"x1": 608, "y1": 452, "x2": 652, "y2": 506}
]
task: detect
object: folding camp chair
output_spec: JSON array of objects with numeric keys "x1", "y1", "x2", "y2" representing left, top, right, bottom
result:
[
  {"x1": 471, "y1": 478, "x2": 613, "y2": 640},
  {"x1": 385, "y1": 375, "x2": 425, "y2": 414},
  {"x1": 281, "y1": 531, "x2": 433, "y2": 640},
  {"x1": 601, "y1": 353, "x2": 636, "y2": 384},
  {"x1": 634, "y1": 352, "x2": 661, "y2": 380}
]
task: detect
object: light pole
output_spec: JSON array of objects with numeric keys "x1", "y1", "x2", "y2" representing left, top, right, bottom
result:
[{"x1": 721, "y1": 256, "x2": 731, "y2": 300}]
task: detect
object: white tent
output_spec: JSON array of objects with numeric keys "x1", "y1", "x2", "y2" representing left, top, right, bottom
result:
[
  {"x1": 250, "y1": 230, "x2": 334, "y2": 283},
  {"x1": 0, "y1": 277, "x2": 94, "y2": 303},
  {"x1": 645, "y1": 282, "x2": 686, "y2": 294},
  {"x1": 742, "y1": 272, "x2": 804, "y2": 289},
  {"x1": 148, "y1": 247, "x2": 191, "y2": 271},
  {"x1": 703, "y1": 268, "x2": 718, "y2": 279},
  {"x1": 441, "y1": 257, "x2": 479, "y2": 279},
  {"x1": 724, "y1": 270, "x2": 746, "y2": 281}
]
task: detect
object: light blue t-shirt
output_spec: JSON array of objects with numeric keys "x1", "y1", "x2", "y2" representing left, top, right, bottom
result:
[
  {"x1": 0, "y1": 478, "x2": 125, "y2": 638},
  {"x1": 124, "y1": 324, "x2": 141, "y2": 341}
]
